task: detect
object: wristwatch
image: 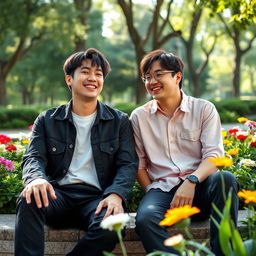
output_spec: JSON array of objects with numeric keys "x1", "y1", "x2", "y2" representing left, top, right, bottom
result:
[{"x1": 186, "y1": 175, "x2": 199, "y2": 185}]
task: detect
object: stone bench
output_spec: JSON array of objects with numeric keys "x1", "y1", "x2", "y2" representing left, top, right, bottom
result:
[{"x1": 0, "y1": 211, "x2": 247, "y2": 256}]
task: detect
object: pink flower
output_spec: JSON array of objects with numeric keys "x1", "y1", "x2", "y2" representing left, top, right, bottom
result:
[
  {"x1": 28, "y1": 124, "x2": 34, "y2": 130},
  {"x1": 245, "y1": 121, "x2": 256, "y2": 129},
  {"x1": 4, "y1": 160, "x2": 15, "y2": 171},
  {"x1": 0, "y1": 157, "x2": 15, "y2": 171}
]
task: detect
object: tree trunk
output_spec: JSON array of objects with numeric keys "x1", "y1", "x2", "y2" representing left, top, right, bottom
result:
[
  {"x1": 233, "y1": 50, "x2": 241, "y2": 97},
  {"x1": 0, "y1": 71, "x2": 7, "y2": 106},
  {"x1": 135, "y1": 48, "x2": 147, "y2": 104}
]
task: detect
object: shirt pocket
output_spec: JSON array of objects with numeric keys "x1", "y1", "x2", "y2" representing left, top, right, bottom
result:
[
  {"x1": 46, "y1": 138, "x2": 66, "y2": 155},
  {"x1": 100, "y1": 138, "x2": 119, "y2": 155},
  {"x1": 179, "y1": 129, "x2": 201, "y2": 141}
]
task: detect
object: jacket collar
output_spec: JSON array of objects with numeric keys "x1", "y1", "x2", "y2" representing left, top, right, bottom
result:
[{"x1": 53, "y1": 100, "x2": 114, "y2": 123}]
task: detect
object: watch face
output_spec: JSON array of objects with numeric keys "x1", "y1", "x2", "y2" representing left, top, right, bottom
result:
[{"x1": 188, "y1": 175, "x2": 199, "y2": 184}]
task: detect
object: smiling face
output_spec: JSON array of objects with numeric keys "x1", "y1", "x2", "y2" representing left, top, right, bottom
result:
[
  {"x1": 144, "y1": 60, "x2": 182, "y2": 101},
  {"x1": 65, "y1": 59, "x2": 104, "y2": 102}
]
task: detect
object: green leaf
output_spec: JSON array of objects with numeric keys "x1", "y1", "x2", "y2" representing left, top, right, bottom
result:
[
  {"x1": 186, "y1": 240, "x2": 215, "y2": 255},
  {"x1": 244, "y1": 239, "x2": 256, "y2": 256}
]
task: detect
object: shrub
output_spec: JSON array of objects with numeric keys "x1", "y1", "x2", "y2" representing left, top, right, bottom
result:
[{"x1": 113, "y1": 102, "x2": 141, "y2": 116}]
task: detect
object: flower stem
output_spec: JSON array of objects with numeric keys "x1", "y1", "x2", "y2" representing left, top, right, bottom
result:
[
  {"x1": 220, "y1": 170, "x2": 226, "y2": 202},
  {"x1": 117, "y1": 229, "x2": 127, "y2": 256}
]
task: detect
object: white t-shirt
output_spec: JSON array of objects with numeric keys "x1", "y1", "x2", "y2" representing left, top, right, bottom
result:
[{"x1": 58, "y1": 111, "x2": 101, "y2": 189}]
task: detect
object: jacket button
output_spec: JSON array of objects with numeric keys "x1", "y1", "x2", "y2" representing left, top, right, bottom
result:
[
  {"x1": 52, "y1": 147, "x2": 57, "y2": 152},
  {"x1": 69, "y1": 144, "x2": 73, "y2": 149},
  {"x1": 110, "y1": 146, "x2": 114, "y2": 152}
]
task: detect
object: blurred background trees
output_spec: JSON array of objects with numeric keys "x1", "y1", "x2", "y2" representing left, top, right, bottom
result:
[{"x1": 0, "y1": 0, "x2": 255, "y2": 106}]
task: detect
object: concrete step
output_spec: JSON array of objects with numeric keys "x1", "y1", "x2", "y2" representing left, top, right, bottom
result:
[{"x1": 0, "y1": 211, "x2": 247, "y2": 256}]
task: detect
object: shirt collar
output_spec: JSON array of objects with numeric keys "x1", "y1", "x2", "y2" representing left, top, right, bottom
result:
[{"x1": 150, "y1": 90, "x2": 190, "y2": 114}]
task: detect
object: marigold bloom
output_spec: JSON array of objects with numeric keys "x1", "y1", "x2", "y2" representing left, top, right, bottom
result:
[
  {"x1": 237, "y1": 117, "x2": 248, "y2": 123},
  {"x1": 222, "y1": 130, "x2": 227, "y2": 138},
  {"x1": 22, "y1": 139, "x2": 30, "y2": 145},
  {"x1": 223, "y1": 139, "x2": 231, "y2": 146},
  {"x1": 238, "y1": 190, "x2": 256, "y2": 204},
  {"x1": 208, "y1": 156, "x2": 233, "y2": 168},
  {"x1": 159, "y1": 205, "x2": 200, "y2": 226},
  {"x1": 226, "y1": 148, "x2": 239, "y2": 156}
]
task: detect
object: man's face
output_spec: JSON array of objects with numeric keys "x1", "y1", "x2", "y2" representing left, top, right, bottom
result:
[
  {"x1": 144, "y1": 60, "x2": 182, "y2": 101},
  {"x1": 65, "y1": 59, "x2": 104, "y2": 101}
]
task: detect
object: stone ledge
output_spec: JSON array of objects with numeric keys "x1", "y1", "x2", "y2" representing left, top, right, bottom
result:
[{"x1": 0, "y1": 211, "x2": 247, "y2": 256}]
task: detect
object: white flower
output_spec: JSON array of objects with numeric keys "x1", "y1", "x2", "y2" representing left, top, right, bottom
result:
[
  {"x1": 100, "y1": 213, "x2": 130, "y2": 231},
  {"x1": 236, "y1": 131, "x2": 249, "y2": 136},
  {"x1": 239, "y1": 159, "x2": 256, "y2": 167},
  {"x1": 164, "y1": 234, "x2": 184, "y2": 247},
  {"x1": 0, "y1": 144, "x2": 5, "y2": 152}
]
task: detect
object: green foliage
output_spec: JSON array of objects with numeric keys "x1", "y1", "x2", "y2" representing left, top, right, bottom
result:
[
  {"x1": 0, "y1": 106, "x2": 53, "y2": 129},
  {"x1": 211, "y1": 99, "x2": 256, "y2": 123},
  {"x1": 113, "y1": 102, "x2": 141, "y2": 116},
  {"x1": 127, "y1": 182, "x2": 145, "y2": 212}
]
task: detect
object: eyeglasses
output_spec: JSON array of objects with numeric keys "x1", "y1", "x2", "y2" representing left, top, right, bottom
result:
[{"x1": 142, "y1": 70, "x2": 175, "y2": 84}]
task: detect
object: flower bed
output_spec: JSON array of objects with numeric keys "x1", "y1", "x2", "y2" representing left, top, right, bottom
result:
[{"x1": 0, "y1": 118, "x2": 256, "y2": 214}]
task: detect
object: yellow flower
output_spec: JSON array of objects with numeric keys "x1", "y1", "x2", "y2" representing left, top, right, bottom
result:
[
  {"x1": 226, "y1": 148, "x2": 240, "y2": 156},
  {"x1": 238, "y1": 190, "x2": 256, "y2": 204},
  {"x1": 237, "y1": 117, "x2": 248, "y2": 123},
  {"x1": 22, "y1": 139, "x2": 30, "y2": 145},
  {"x1": 222, "y1": 130, "x2": 227, "y2": 138},
  {"x1": 159, "y1": 205, "x2": 200, "y2": 226},
  {"x1": 223, "y1": 139, "x2": 231, "y2": 146},
  {"x1": 208, "y1": 156, "x2": 233, "y2": 168}
]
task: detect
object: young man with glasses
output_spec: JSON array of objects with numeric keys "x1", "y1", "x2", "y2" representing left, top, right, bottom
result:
[
  {"x1": 130, "y1": 49, "x2": 238, "y2": 255},
  {"x1": 15, "y1": 48, "x2": 138, "y2": 256}
]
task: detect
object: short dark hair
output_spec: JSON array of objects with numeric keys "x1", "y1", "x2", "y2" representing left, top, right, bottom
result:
[
  {"x1": 63, "y1": 48, "x2": 111, "y2": 78},
  {"x1": 140, "y1": 49, "x2": 184, "y2": 88}
]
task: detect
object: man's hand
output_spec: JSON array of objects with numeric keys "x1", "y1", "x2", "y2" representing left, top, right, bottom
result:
[
  {"x1": 22, "y1": 178, "x2": 57, "y2": 208},
  {"x1": 95, "y1": 193, "x2": 123, "y2": 219},
  {"x1": 170, "y1": 180, "x2": 196, "y2": 208}
]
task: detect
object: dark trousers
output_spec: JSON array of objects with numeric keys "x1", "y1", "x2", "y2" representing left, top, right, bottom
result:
[
  {"x1": 15, "y1": 184, "x2": 119, "y2": 256},
  {"x1": 135, "y1": 171, "x2": 239, "y2": 256}
]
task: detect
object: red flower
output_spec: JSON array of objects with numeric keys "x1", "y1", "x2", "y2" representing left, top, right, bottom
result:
[
  {"x1": 5, "y1": 144, "x2": 17, "y2": 151},
  {"x1": 250, "y1": 142, "x2": 256, "y2": 147},
  {"x1": 236, "y1": 135, "x2": 248, "y2": 141},
  {"x1": 0, "y1": 134, "x2": 12, "y2": 144},
  {"x1": 228, "y1": 128, "x2": 239, "y2": 134}
]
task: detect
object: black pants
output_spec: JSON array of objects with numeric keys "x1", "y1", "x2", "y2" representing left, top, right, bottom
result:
[
  {"x1": 15, "y1": 184, "x2": 119, "y2": 256},
  {"x1": 135, "y1": 171, "x2": 239, "y2": 256}
]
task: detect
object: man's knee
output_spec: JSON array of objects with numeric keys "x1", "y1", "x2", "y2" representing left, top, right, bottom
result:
[
  {"x1": 213, "y1": 171, "x2": 238, "y2": 189},
  {"x1": 136, "y1": 205, "x2": 161, "y2": 229}
]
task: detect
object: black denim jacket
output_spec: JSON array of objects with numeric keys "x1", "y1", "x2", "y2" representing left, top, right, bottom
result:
[{"x1": 22, "y1": 100, "x2": 138, "y2": 202}]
